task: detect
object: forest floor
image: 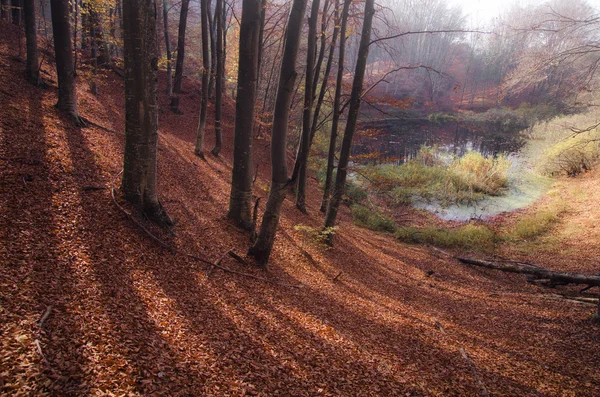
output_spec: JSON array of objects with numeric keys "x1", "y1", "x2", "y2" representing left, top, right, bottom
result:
[{"x1": 1, "y1": 24, "x2": 599, "y2": 396}]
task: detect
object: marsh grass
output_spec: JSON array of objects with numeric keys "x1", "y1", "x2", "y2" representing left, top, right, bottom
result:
[{"x1": 363, "y1": 147, "x2": 511, "y2": 206}]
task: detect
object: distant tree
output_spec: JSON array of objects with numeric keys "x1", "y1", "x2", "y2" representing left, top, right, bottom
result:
[
  {"x1": 11, "y1": 0, "x2": 21, "y2": 25},
  {"x1": 292, "y1": 0, "x2": 321, "y2": 213},
  {"x1": 228, "y1": 0, "x2": 262, "y2": 230},
  {"x1": 321, "y1": 0, "x2": 351, "y2": 212},
  {"x1": 50, "y1": 0, "x2": 83, "y2": 125},
  {"x1": 248, "y1": 0, "x2": 308, "y2": 265},
  {"x1": 194, "y1": 0, "x2": 211, "y2": 158},
  {"x1": 323, "y1": 0, "x2": 375, "y2": 241},
  {"x1": 207, "y1": 0, "x2": 217, "y2": 98},
  {"x1": 211, "y1": 0, "x2": 224, "y2": 156},
  {"x1": 23, "y1": 0, "x2": 38, "y2": 84},
  {"x1": 170, "y1": 0, "x2": 190, "y2": 113},
  {"x1": 162, "y1": 0, "x2": 173, "y2": 98},
  {"x1": 122, "y1": 0, "x2": 172, "y2": 226},
  {"x1": 1, "y1": 0, "x2": 9, "y2": 22}
]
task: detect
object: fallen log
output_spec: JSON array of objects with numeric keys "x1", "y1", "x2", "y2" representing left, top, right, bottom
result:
[{"x1": 457, "y1": 257, "x2": 600, "y2": 288}]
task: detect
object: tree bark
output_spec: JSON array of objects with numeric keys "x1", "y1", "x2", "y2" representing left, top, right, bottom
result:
[
  {"x1": 292, "y1": 0, "x2": 321, "y2": 213},
  {"x1": 211, "y1": 0, "x2": 223, "y2": 156},
  {"x1": 169, "y1": 0, "x2": 190, "y2": 113},
  {"x1": 227, "y1": 0, "x2": 262, "y2": 230},
  {"x1": 323, "y1": 0, "x2": 375, "y2": 240},
  {"x1": 23, "y1": 0, "x2": 38, "y2": 84},
  {"x1": 310, "y1": 0, "x2": 337, "y2": 146},
  {"x1": 50, "y1": 0, "x2": 82, "y2": 124},
  {"x1": 1, "y1": 0, "x2": 9, "y2": 22},
  {"x1": 457, "y1": 257, "x2": 600, "y2": 287},
  {"x1": 321, "y1": 0, "x2": 350, "y2": 212},
  {"x1": 11, "y1": 0, "x2": 21, "y2": 25},
  {"x1": 162, "y1": 0, "x2": 173, "y2": 98},
  {"x1": 194, "y1": 0, "x2": 211, "y2": 158},
  {"x1": 207, "y1": 0, "x2": 216, "y2": 99},
  {"x1": 248, "y1": 0, "x2": 308, "y2": 266},
  {"x1": 122, "y1": 0, "x2": 172, "y2": 226}
]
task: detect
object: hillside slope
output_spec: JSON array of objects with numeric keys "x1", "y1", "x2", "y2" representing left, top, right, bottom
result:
[{"x1": 1, "y1": 24, "x2": 599, "y2": 396}]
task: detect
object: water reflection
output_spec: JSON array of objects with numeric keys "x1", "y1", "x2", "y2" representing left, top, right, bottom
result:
[{"x1": 353, "y1": 120, "x2": 525, "y2": 162}]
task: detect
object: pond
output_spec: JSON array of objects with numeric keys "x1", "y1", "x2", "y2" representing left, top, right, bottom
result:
[
  {"x1": 352, "y1": 119, "x2": 525, "y2": 161},
  {"x1": 353, "y1": 119, "x2": 552, "y2": 221}
]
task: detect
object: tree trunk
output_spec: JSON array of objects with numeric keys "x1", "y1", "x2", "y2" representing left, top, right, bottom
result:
[
  {"x1": 211, "y1": 0, "x2": 223, "y2": 156},
  {"x1": 248, "y1": 0, "x2": 307, "y2": 266},
  {"x1": 227, "y1": 0, "x2": 262, "y2": 230},
  {"x1": 122, "y1": 0, "x2": 172, "y2": 226},
  {"x1": 50, "y1": 0, "x2": 82, "y2": 124},
  {"x1": 207, "y1": 0, "x2": 216, "y2": 99},
  {"x1": 23, "y1": 0, "x2": 38, "y2": 84},
  {"x1": 194, "y1": 0, "x2": 211, "y2": 158},
  {"x1": 309, "y1": 0, "x2": 337, "y2": 146},
  {"x1": 1, "y1": 0, "x2": 9, "y2": 22},
  {"x1": 457, "y1": 257, "x2": 600, "y2": 288},
  {"x1": 323, "y1": 0, "x2": 375, "y2": 239},
  {"x1": 11, "y1": 0, "x2": 21, "y2": 25},
  {"x1": 321, "y1": 0, "x2": 350, "y2": 212},
  {"x1": 162, "y1": 0, "x2": 173, "y2": 98},
  {"x1": 292, "y1": 0, "x2": 321, "y2": 213},
  {"x1": 170, "y1": 0, "x2": 190, "y2": 113}
]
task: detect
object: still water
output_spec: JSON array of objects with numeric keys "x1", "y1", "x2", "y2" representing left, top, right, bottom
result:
[{"x1": 353, "y1": 119, "x2": 551, "y2": 221}]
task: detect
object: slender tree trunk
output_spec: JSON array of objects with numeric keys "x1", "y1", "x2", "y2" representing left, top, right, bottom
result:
[
  {"x1": 310, "y1": 0, "x2": 338, "y2": 146},
  {"x1": 122, "y1": 0, "x2": 172, "y2": 226},
  {"x1": 23, "y1": 0, "x2": 38, "y2": 84},
  {"x1": 194, "y1": 0, "x2": 211, "y2": 158},
  {"x1": 256, "y1": 0, "x2": 267, "y2": 77},
  {"x1": 80, "y1": 0, "x2": 88, "y2": 51},
  {"x1": 312, "y1": 0, "x2": 330, "y2": 102},
  {"x1": 321, "y1": 0, "x2": 350, "y2": 212},
  {"x1": 50, "y1": 0, "x2": 82, "y2": 124},
  {"x1": 323, "y1": 0, "x2": 375, "y2": 241},
  {"x1": 170, "y1": 0, "x2": 190, "y2": 113},
  {"x1": 248, "y1": 0, "x2": 307, "y2": 266},
  {"x1": 207, "y1": 0, "x2": 216, "y2": 99},
  {"x1": 1, "y1": 0, "x2": 9, "y2": 22},
  {"x1": 227, "y1": 0, "x2": 261, "y2": 229},
  {"x1": 90, "y1": 20, "x2": 98, "y2": 95},
  {"x1": 162, "y1": 0, "x2": 172, "y2": 98},
  {"x1": 11, "y1": 0, "x2": 21, "y2": 25},
  {"x1": 292, "y1": 0, "x2": 321, "y2": 213},
  {"x1": 211, "y1": 0, "x2": 223, "y2": 156},
  {"x1": 72, "y1": 0, "x2": 78, "y2": 73}
]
